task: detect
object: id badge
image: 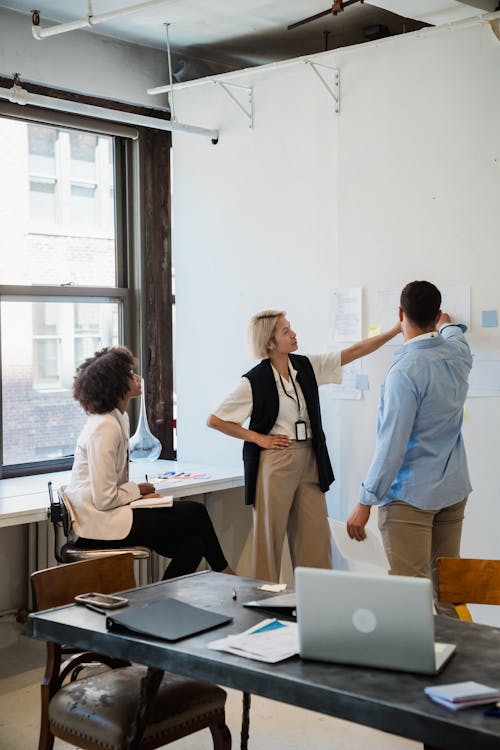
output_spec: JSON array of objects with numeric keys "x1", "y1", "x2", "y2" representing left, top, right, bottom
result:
[{"x1": 295, "y1": 420, "x2": 307, "y2": 441}]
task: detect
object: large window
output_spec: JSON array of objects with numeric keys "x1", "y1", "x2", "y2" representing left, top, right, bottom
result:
[
  {"x1": 0, "y1": 104, "x2": 174, "y2": 477},
  {"x1": 0, "y1": 113, "x2": 128, "y2": 474}
]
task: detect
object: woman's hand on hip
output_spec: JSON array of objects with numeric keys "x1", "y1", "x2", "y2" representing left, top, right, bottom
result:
[{"x1": 255, "y1": 433, "x2": 291, "y2": 450}]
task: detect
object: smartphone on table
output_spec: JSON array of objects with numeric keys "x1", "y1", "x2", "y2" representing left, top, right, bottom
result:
[{"x1": 74, "y1": 592, "x2": 129, "y2": 612}]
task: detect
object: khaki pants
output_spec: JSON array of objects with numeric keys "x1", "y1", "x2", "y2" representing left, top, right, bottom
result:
[
  {"x1": 378, "y1": 498, "x2": 467, "y2": 617},
  {"x1": 252, "y1": 440, "x2": 332, "y2": 582}
]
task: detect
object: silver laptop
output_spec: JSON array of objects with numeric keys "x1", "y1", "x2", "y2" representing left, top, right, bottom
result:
[{"x1": 295, "y1": 567, "x2": 456, "y2": 675}]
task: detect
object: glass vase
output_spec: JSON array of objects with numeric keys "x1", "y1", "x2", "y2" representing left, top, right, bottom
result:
[{"x1": 129, "y1": 378, "x2": 162, "y2": 462}]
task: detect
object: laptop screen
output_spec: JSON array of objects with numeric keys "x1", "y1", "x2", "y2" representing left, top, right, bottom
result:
[{"x1": 295, "y1": 567, "x2": 455, "y2": 674}]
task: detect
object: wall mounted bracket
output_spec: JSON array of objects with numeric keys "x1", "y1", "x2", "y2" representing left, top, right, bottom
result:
[
  {"x1": 304, "y1": 60, "x2": 340, "y2": 113},
  {"x1": 215, "y1": 81, "x2": 253, "y2": 128}
]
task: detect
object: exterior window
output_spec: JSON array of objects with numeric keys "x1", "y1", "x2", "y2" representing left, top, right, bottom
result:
[
  {"x1": 1, "y1": 299, "x2": 119, "y2": 465},
  {"x1": 69, "y1": 132, "x2": 98, "y2": 227},
  {"x1": 31, "y1": 301, "x2": 118, "y2": 390},
  {"x1": 0, "y1": 114, "x2": 127, "y2": 472},
  {"x1": 26, "y1": 124, "x2": 114, "y2": 244}
]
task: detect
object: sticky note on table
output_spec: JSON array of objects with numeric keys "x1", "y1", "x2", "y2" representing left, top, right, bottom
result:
[
  {"x1": 482, "y1": 310, "x2": 498, "y2": 328},
  {"x1": 355, "y1": 374, "x2": 369, "y2": 391}
]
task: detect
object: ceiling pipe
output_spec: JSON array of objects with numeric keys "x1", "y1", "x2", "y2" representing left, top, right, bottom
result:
[
  {"x1": 0, "y1": 83, "x2": 219, "y2": 142},
  {"x1": 31, "y1": 0, "x2": 171, "y2": 40}
]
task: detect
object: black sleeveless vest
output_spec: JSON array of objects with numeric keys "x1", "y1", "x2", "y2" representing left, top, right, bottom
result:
[{"x1": 242, "y1": 354, "x2": 334, "y2": 505}]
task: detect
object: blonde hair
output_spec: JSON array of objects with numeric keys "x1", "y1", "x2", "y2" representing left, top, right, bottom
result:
[{"x1": 248, "y1": 309, "x2": 285, "y2": 359}]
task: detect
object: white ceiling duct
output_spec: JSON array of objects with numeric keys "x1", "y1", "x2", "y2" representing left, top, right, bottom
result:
[{"x1": 365, "y1": 0, "x2": 498, "y2": 24}]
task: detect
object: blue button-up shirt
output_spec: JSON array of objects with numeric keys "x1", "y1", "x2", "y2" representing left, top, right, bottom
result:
[{"x1": 360, "y1": 325, "x2": 472, "y2": 510}]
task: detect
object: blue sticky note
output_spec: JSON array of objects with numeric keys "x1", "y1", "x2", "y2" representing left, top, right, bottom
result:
[
  {"x1": 355, "y1": 374, "x2": 369, "y2": 391},
  {"x1": 482, "y1": 310, "x2": 498, "y2": 328}
]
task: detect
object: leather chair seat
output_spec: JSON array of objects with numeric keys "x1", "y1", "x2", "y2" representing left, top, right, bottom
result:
[{"x1": 49, "y1": 665, "x2": 227, "y2": 750}]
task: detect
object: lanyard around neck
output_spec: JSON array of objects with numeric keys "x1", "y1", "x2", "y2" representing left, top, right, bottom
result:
[{"x1": 278, "y1": 367, "x2": 302, "y2": 417}]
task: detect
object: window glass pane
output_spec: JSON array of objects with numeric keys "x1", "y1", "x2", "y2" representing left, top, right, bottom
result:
[
  {"x1": 28, "y1": 125, "x2": 57, "y2": 175},
  {"x1": 0, "y1": 117, "x2": 117, "y2": 286},
  {"x1": 29, "y1": 179, "x2": 57, "y2": 224},
  {"x1": 71, "y1": 184, "x2": 97, "y2": 226},
  {"x1": 1, "y1": 299, "x2": 120, "y2": 465},
  {"x1": 34, "y1": 302, "x2": 59, "y2": 335},
  {"x1": 70, "y1": 132, "x2": 97, "y2": 182},
  {"x1": 34, "y1": 338, "x2": 60, "y2": 384}
]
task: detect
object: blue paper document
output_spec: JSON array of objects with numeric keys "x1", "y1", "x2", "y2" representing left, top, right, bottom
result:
[{"x1": 208, "y1": 618, "x2": 299, "y2": 663}]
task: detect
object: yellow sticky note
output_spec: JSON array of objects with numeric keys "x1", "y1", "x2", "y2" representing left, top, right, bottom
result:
[{"x1": 368, "y1": 326, "x2": 382, "y2": 337}]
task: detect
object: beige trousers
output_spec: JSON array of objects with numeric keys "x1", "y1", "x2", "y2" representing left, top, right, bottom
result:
[
  {"x1": 378, "y1": 498, "x2": 467, "y2": 618},
  {"x1": 252, "y1": 440, "x2": 332, "y2": 582}
]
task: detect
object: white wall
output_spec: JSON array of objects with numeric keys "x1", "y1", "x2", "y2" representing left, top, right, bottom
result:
[{"x1": 172, "y1": 20, "x2": 500, "y2": 571}]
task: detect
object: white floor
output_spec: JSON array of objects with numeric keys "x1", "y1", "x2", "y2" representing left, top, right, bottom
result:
[{"x1": 0, "y1": 616, "x2": 420, "y2": 750}]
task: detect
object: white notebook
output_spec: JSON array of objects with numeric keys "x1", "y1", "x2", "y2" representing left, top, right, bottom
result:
[
  {"x1": 129, "y1": 494, "x2": 173, "y2": 509},
  {"x1": 424, "y1": 681, "x2": 500, "y2": 710}
]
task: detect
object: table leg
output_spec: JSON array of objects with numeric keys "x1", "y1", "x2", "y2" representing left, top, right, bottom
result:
[
  {"x1": 241, "y1": 691, "x2": 251, "y2": 750},
  {"x1": 125, "y1": 666, "x2": 164, "y2": 750}
]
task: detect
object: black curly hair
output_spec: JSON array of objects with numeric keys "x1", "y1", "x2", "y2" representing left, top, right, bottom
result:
[{"x1": 73, "y1": 346, "x2": 137, "y2": 414}]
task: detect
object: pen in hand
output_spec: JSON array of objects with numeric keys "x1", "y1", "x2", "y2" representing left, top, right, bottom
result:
[
  {"x1": 232, "y1": 588, "x2": 237, "y2": 601},
  {"x1": 145, "y1": 474, "x2": 148, "y2": 482}
]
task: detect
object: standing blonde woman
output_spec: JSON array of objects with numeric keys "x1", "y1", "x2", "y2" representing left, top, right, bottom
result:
[{"x1": 207, "y1": 310, "x2": 400, "y2": 582}]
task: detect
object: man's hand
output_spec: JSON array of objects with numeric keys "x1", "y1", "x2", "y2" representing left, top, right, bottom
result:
[
  {"x1": 346, "y1": 503, "x2": 371, "y2": 541},
  {"x1": 436, "y1": 312, "x2": 451, "y2": 330}
]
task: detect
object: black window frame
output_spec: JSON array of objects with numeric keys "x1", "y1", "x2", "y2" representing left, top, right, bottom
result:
[{"x1": 0, "y1": 95, "x2": 174, "y2": 479}]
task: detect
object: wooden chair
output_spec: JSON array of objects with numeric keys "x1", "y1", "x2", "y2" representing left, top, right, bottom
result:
[
  {"x1": 31, "y1": 554, "x2": 231, "y2": 750},
  {"x1": 437, "y1": 557, "x2": 500, "y2": 621},
  {"x1": 48, "y1": 481, "x2": 150, "y2": 564}
]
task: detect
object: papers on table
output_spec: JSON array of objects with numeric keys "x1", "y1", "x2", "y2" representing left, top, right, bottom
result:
[
  {"x1": 424, "y1": 681, "x2": 500, "y2": 711},
  {"x1": 129, "y1": 495, "x2": 174, "y2": 509},
  {"x1": 208, "y1": 618, "x2": 299, "y2": 663}
]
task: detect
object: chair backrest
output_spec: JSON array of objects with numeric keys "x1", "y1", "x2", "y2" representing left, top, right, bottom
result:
[
  {"x1": 437, "y1": 557, "x2": 500, "y2": 621},
  {"x1": 31, "y1": 553, "x2": 136, "y2": 611},
  {"x1": 47, "y1": 482, "x2": 150, "y2": 565},
  {"x1": 47, "y1": 481, "x2": 71, "y2": 563}
]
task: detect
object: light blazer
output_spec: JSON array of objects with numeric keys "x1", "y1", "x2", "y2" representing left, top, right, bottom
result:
[{"x1": 63, "y1": 408, "x2": 141, "y2": 540}]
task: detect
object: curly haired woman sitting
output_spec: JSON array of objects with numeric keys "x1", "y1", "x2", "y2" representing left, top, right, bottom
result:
[{"x1": 63, "y1": 346, "x2": 235, "y2": 579}]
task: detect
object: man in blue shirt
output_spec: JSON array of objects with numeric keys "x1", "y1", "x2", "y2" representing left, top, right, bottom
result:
[{"x1": 347, "y1": 281, "x2": 472, "y2": 616}]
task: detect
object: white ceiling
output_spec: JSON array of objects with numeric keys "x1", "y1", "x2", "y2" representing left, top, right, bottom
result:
[{"x1": 0, "y1": 0, "x2": 497, "y2": 76}]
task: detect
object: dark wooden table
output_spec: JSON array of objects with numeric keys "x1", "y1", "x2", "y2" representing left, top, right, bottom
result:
[{"x1": 28, "y1": 571, "x2": 500, "y2": 750}]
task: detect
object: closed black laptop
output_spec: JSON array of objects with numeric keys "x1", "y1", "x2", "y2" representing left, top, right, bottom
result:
[{"x1": 106, "y1": 597, "x2": 232, "y2": 642}]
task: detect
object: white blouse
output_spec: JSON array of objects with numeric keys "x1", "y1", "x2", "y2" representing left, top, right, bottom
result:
[{"x1": 213, "y1": 352, "x2": 342, "y2": 439}]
